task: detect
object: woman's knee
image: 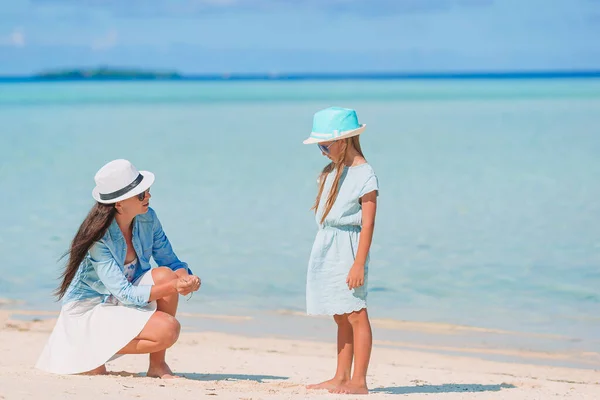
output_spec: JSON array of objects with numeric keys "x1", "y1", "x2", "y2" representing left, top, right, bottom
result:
[
  {"x1": 151, "y1": 267, "x2": 177, "y2": 284},
  {"x1": 155, "y1": 312, "x2": 181, "y2": 347},
  {"x1": 166, "y1": 318, "x2": 181, "y2": 347}
]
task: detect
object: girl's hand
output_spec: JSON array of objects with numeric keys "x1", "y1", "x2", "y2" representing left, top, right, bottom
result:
[
  {"x1": 346, "y1": 263, "x2": 365, "y2": 290},
  {"x1": 175, "y1": 275, "x2": 201, "y2": 295}
]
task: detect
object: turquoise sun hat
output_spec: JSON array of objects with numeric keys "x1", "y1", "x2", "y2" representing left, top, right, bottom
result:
[{"x1": 303, "y1": 107, "x2": 366, "y2": 144}]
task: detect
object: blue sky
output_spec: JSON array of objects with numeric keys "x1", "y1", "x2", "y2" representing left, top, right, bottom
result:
[{"x1": 1, "y1": 0, "x2": 599, "y2": 75}]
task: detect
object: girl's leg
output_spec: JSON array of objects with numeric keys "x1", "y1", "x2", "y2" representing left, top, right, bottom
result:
[
  {"x1": 331, "y1": 308, "x2": 371, "y2": 395},
  {"x1": 307, "y1": 313, "x2": 354, "y2": 390},
  {"x1": 146, "y1": 267, "x2": 180, "y2": 378}
]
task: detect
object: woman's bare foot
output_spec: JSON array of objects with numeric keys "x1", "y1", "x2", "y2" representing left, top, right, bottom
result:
[
  {"x1": 147, "y1": 362, "x2": 178, "y2": 379},
  {"x1": 306, "y1": 377, "x2": 347, "y2": 391},
  {"x1": 330, "y1": 382, "x2": 369, "y2": 395},
  {"x1": 81, "y1": 364, "x2": 107, "y2": 375}
]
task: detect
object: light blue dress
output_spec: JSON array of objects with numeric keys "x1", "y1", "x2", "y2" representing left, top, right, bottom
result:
[{"x1": 306, "y1": 163, "x2": 379, "y2": 315}]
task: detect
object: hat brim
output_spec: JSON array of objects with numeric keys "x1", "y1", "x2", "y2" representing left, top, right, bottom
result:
[
  {"x1": 303, "y1": 124, "x2": 366, "y2": 144},
  {"x1": 92, "y1": 171, "x2": 155, "y2": 204}
]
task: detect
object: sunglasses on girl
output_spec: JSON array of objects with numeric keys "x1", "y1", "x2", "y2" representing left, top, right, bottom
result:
[{"x1": 318, "y1": 142, "x2": 334, "y2": 154}]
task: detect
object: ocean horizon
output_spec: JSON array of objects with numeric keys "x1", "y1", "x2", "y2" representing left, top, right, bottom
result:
[{"x1": 2, "y1": 69, "x2": 600, "y2": 83}]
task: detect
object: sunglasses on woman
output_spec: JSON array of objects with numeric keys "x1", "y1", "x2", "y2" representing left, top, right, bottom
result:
[{"x1": 137, "y1": 189, "x2": 150, "y2": 201}]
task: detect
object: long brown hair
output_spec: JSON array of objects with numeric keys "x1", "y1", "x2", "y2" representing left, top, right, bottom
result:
[
  {"x1": 55, "y1": 203, "x2": 117, "y2": 299},
  {"x1": 312, "y1": 135, "x2": 365, "y2": 224}
]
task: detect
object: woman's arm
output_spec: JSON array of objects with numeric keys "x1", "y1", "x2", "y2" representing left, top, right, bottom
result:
[
  {"x1": 150, "y1": 209, "x2": 193, "y2": 275},
  {"x1": 90, "y1": 241, "x2": 195, "y2": 305},
  {"x1": 90, "y1": 241, "x2": 165, "y2": 305}
]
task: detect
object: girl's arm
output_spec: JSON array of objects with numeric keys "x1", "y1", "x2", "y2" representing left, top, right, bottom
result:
[{"x1": 347, "y1": 190, "x2": 377, "y2": 290}]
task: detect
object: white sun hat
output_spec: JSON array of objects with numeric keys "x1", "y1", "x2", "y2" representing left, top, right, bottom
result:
[{"x1": 91, "y1": 159, "x2": 155, "y2": 204}]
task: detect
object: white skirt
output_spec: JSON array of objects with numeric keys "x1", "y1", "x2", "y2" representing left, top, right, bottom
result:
[{"x1": 36, "y1": 271, "x2": 157, "y2": 375}]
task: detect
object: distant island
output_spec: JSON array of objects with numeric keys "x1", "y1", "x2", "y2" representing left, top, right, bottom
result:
[
  {"x1": 0, "y1": 67, "x2": 599, "y2": 82},
  {"x1": 35, "y1": 67, "x2": 182, "y2": 80}
]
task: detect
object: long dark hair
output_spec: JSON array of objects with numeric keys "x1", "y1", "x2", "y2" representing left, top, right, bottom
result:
[{"x1": 55, "y1": 203, "x2": 117, "y2": 300}]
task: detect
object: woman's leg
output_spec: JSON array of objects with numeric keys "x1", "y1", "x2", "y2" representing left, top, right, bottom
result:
[
  {"x1": 81, "y1": 365, "x2": 107, "y2": 375},
  {"x1": 116, "y1": 310, "x2": 180, "y2": 355},
  {"x1": 146, "y1": 267, "x2": 181, "y2": 378},
  {"x1": 80, "y1": 268, "x2": 182, "y2": 377}
]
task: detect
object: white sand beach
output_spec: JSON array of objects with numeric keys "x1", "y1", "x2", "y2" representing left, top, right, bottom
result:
[{"x1": 1, "y1": 308, "x2": 599, "y2": 399}]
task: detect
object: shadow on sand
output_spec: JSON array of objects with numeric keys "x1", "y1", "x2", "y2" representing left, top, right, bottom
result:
[
  {"x1": 106, "y1": 371, "x2": 288, "y2": 383},
  {"x1": 372, "y1": 383, "x2": 516, "y2": 395}
]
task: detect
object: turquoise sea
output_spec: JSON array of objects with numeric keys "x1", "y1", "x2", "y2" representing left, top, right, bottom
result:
[{"x1": 1, "y1": 79, "x2": 599, "y2": 352}]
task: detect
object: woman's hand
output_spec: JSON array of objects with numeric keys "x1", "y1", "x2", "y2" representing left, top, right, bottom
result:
[
  {"x1": 175, "y1": 269, "x2": 189, "y2": 278},
  {"x1": 346, "y1": 263, "x2": 365, "y2": 290},
  {"x1": 175, "y1": 275, "x2": 201, "y2": 296}
]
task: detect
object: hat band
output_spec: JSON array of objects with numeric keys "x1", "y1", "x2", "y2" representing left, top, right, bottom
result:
[
  {"x1": 99, "y1": 173, "x2": 144, "y2": 201},
  {"x1": 311, "y1": 125, "x2": 364, "y2": 140},
  {"x1": 310, "y1": 129, "x2": 345, "y2": 139}
]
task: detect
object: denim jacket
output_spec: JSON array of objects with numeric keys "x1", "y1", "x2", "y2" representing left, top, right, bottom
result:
[{"x1": 62, "y1": 207, "x2": 191, "y2": 307}]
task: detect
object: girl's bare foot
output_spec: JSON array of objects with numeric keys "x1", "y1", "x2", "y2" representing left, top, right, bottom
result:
[
  {"x1": 147, "y1": 362, "x2": 178, "y2": 379},
  {"x1": 330, "y1": 382, "x2": 369, "y2": 395},
  {"x1": 81, "y1": 364, "x2": 107, "y2": 375},
  {"x1": 306, "y1": 377, "x2": 347, "y2": 390}
]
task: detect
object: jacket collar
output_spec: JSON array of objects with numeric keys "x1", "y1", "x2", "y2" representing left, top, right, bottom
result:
[
  {"x1": 106, "y1": 216, "x2": 142, "y2": 241},
  {"x1": 106, "y1": 218, "x2": 123, "y2": 246}
]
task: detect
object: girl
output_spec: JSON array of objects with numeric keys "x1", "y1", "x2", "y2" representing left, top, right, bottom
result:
[
  {"x1": 303, "y1": 107, "x2": 379, "y2": 395},
  {"x1": 36, "y1": 159, "x2": 201, "y2": 378}
]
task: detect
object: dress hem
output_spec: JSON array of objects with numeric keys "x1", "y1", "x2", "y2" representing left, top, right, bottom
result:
[{"x1": 306, "y1": 305, "x2": 367, "y2": 316}]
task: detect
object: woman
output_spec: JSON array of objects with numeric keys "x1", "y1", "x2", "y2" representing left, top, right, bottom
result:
[{"x1": 36, "y1": 159, "x2": 201, "y2": 378}]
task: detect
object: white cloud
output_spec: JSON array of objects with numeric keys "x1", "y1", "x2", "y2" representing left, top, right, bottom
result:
[
  {"x1": 91, "y1": 28, "x2": 118, "y2": 50},
  {"x1": 0, "y1": 28, "x2": 25, "y2": 47}
]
